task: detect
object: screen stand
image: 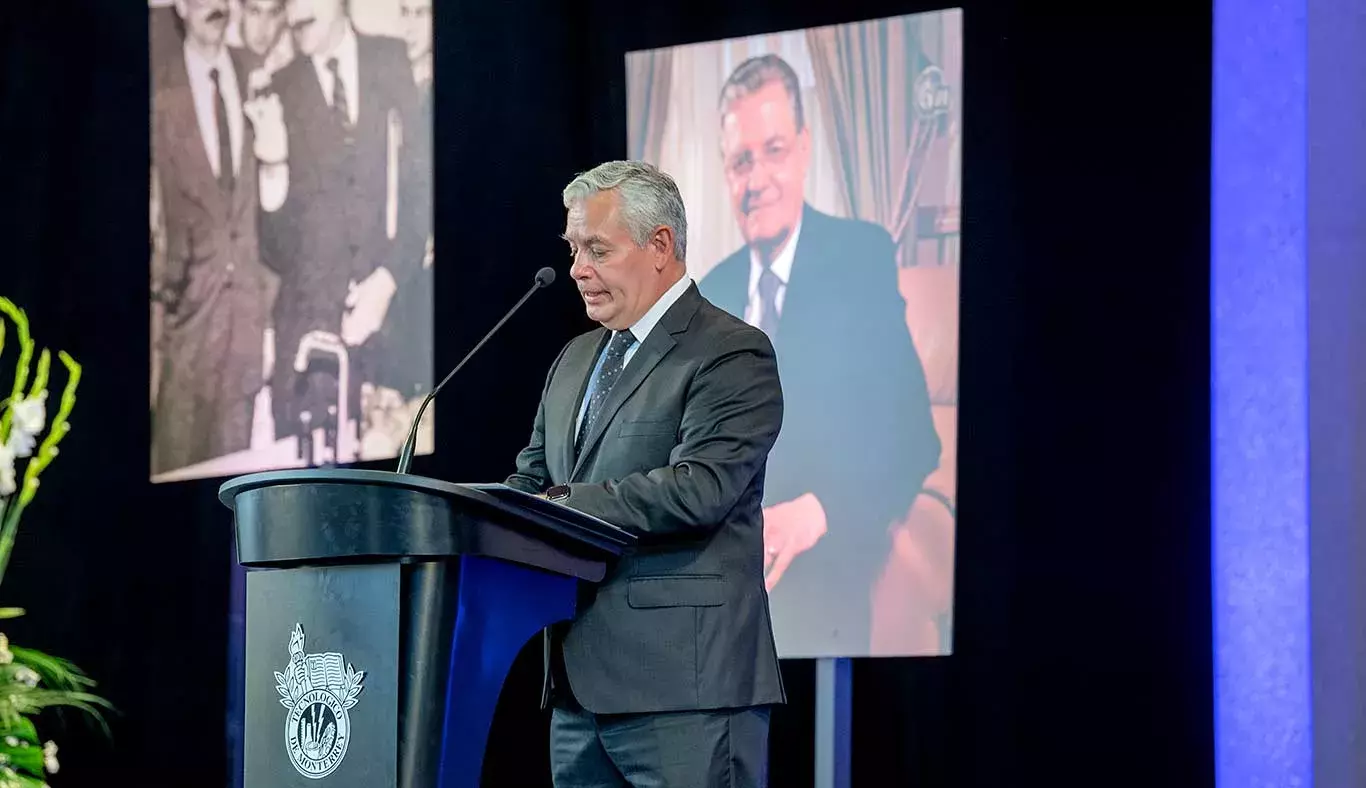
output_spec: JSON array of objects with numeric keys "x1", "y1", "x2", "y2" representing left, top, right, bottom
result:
[{"x1": 814, "y1": 656, "x2": 852, "y2": 788}]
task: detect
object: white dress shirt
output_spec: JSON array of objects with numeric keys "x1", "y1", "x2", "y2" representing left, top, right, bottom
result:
[
  {"x1": 311, "y1": 21, "x2": 360, "y2": 126},
  {"x1": 744, "y1": 217, "x2": 802, "y2": 329},
  {"x1": 183, "y1": 41, "x2": 243, "y2": 179},
  {"x1": 576, "y1": 274, "x2": 694, "y2": 433}
]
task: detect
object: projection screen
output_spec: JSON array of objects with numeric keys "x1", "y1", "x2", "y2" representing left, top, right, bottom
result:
[
  {"x1": 627, "y1": 8, "x2": 962, "y2": 658},
  {"x1": 149, "y1": 0, "x2": 434, "y2": 483}
]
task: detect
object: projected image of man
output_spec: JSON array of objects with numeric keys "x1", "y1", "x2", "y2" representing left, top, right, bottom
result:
[
  {"x1": 239, "y1": 0, "x2": 292, "y2": 75},
  {"x1": 150, "y1": 0, "x2": 285, "y2": 474},
  {"x1": 366, "y1": 0, "x2": 435, "y2": 404},
  {"x1": 262, "y1": 0, "x2": 421, "y2": 451},
  {"x1": 698, "y1": 54, "x2": 941, "y2": 656}
]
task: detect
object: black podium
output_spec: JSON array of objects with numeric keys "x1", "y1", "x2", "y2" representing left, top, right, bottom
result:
[{"x1": 218, "y1": 469, "x2": 634, "y2": 787}]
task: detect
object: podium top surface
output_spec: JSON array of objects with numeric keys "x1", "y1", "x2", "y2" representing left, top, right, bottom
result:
[{"x1": 218, "y1": 469, "x2": 635, "y2": 573}]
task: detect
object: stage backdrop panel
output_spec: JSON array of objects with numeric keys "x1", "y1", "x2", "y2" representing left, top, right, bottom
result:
[
  {"x1": 627, "y1": 8, "x2": 962, "y2": 658},
  {"x1": 148, "y1": 0, "x2": 434, "y2": 484},
  {"x1": 1214, "y1": 0, "x2": 1366, "y2": 784}
]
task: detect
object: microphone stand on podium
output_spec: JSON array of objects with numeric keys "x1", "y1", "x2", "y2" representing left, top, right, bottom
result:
[
  {"x1": 219, "y1": 267, "x2": 634, "y2": 788},
  {"x1": 395, "y1": 265, "x2": 557, "y2": 475}
]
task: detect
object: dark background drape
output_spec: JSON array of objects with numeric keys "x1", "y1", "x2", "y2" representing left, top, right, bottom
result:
[{"x1": 0, "y1": 0, "x2": 1212, "y2": 785}]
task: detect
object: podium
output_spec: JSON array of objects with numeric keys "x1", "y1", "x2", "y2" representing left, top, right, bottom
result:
[{"x1": 218, "y1": 469, "x2": 634, "y2": 787}]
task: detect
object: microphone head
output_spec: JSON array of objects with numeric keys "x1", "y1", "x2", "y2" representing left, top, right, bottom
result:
[{"x1": 534, "y1": 266, "x2": 557, "y2": 288}]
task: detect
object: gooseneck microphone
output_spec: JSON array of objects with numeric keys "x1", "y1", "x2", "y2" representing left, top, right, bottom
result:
[{"x1": 394, "y1": 266, "x2": 557, "y2": 474}]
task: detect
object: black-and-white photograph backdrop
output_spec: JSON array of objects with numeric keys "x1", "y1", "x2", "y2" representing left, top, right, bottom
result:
[{"x1": 149, "y1": 0, "x2": 434, "y2": 483}]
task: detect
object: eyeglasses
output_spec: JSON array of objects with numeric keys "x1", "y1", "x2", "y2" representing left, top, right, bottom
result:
[{"x1": 725, "y1": 141, "x2": 794, "y2": 180}]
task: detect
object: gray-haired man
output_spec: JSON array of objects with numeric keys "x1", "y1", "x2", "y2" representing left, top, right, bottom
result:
[{"x1": 506, "y1": 160, "x2": 786, "y2": 787}]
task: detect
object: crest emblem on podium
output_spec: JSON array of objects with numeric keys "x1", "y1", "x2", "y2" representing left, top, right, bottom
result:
[{"x1": 274, "y1": 624, "x2": 365, "y2": 779}]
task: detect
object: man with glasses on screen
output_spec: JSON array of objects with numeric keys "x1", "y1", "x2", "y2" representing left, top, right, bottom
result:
[{"x1": 699, "y1": 54, "x2": 941, "y2": 657}]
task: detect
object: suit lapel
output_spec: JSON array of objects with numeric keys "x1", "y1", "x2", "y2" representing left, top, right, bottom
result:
[
  {"x1": 705, "y1": 254, "x2": 749, "y2": 320},
  {"x1": 552, "y1": 331, "x2": 608, "y2": 482},
  {"x1": 228, "y1": 50, "x2": 256, "y2": 225},
  {"x1": 772, "y1": 204, "x2": 825, "y2": 355},
  {"x1": 569, "y1": 284, "x2": 703, "y2": 481},
  {"x1": 163, "y1": 77, "x2": 224, "y2": 216},
  {"x1": 290, "y1": 55, "x2": 333, "y2": 136},
  {"x1": 356, "y1": 34, "x2": 377, "y2": 128},
  {"x1": 570, "y1": 332, "x2": 675, "y2": 481}
]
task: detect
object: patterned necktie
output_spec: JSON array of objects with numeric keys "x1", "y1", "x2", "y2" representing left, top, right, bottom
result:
[
  {"x1": 209, "y1": 68, "x2": 233, "y2": 194},
  {"x1": 756, "y1": 264, "x2": 783, "y2": 338},
  {"x1": 577, "y1": 330, "x2": 638, "y2": 451},
  {"x1": 328, "y1": 58, "x2": 350, "y2": 129}
]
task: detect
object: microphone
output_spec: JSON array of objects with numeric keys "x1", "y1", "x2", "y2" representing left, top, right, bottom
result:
[{"x1": 394, "y1": 266, "x2": 557, "y2": 474}]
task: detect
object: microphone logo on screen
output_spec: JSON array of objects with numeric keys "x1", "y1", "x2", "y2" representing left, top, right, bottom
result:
[
  {"x1": 275, "y1": 624, "x2": 365, "y2": 779},
  {"x1": 914, "y1": 66, "x2": 951, "y2": 118}
]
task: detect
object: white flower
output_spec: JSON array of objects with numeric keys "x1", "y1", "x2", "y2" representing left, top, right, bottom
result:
[
  {"x1": 0, "y1": 635, "x2": 10, "y2": 666},
  {"x1": 12, "y1": 667, "x2": 38, "y2": 688},
  {"x1": 42, "y1": 741, "x2": 57, "y2": 774},
  {"x1": 9, "y1": 393, "x2": 45, "y2": 436},
  {"x1": 0, "y1": 444, "x2": 14, "y2": 498},
  {"x1": 5, "y1": 393, "x2": 46, "y2": 459},
  {"x1": 1, "y1": 433, "x2": 31, "y2": 464}
]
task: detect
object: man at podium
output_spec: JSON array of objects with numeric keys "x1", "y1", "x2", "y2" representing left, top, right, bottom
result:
[{"x1": 505, "y1": 160, "x2": 786, "y2": 787}]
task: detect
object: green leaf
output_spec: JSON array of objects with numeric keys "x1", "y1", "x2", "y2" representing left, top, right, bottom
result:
[
  {"x1": 0, "y1": 682, "x2": 113, "y2": 738},
  {"x1": 0, "y1": 771, "x2": 42, "y2": 788},
  {"x1": 0, "y1": 717, "x2": 37, "y2": 747},
  {"x1": 0, "y1": 611, "x2": 24, "y2": 622},
  {"x1": 8, "y1": 648, "x2": 97, "y2": 692},
  {"x1": 0, "y1": 739, "x2": 43, "y2": 778}
]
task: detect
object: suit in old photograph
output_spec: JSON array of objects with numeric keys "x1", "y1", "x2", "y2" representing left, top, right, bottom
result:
[
  {"x1": 369, "y1": 72, "x2": 433, "y2": 400},
  {"x1": 506, "y1": 280, "x2": 786, "y2": 785},
  {"x1": 151, "y1": 42, "x2": 277, "y2": 474},
  {"x1": 699, "y1": 203, "x2": 941, "y2": 656},
  {"x1": 262, "y1": 23, "x2": 421, "y2": 433}
]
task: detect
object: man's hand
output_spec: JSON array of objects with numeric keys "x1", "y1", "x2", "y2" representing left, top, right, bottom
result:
[
  {"x1": 762, "y1": 492, "x2": 827, "y2": 591},
  {"x1": 244, "y1": 82, "x2": 287, "y2": 164},
  {"x1": 341, "y1": 267, "x2": 398, "y2": 347}
]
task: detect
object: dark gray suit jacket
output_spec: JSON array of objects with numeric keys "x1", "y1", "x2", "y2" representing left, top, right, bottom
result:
[{"x1": 506, "y1": 282, "x2": 787, "y2": 715}]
